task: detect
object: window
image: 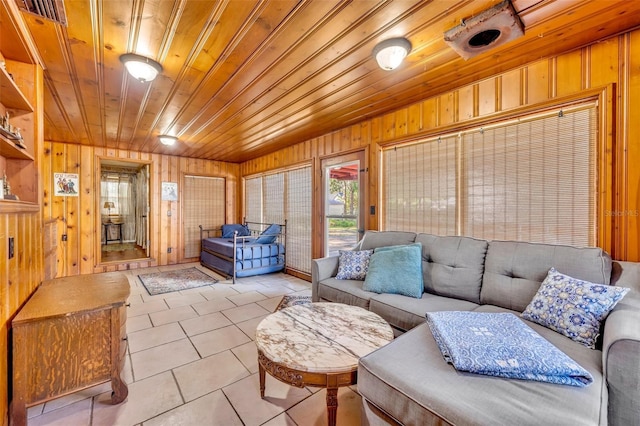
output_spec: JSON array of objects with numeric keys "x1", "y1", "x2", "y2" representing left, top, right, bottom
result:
[
  {"x1": 244, "y1": 165, "x2": 312, "y2": 274},
  {"x1": 383, "y1": 104, "x2": 597, "y2": 246},
  {"x1": 183, "y1": 176, "x2": 225, "y2": 258}
]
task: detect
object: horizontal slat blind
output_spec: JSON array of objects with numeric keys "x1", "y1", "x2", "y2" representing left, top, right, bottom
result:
[
  {"x1": 244, "y1": 165, "x2": 313, "y2": 274},
  {"x1": 384, "y1": 136, "x2": 457, "y2": 235},
  {"x1": 264, "y1": 173, "x2": 285, "y2": 228},
  {"x1": 183, "y1": 176, "x2": 225, "y2": 258},
  {"x1": 383, "y1": 104, "x2": 596, "y2": 246},
  {"x1": 244, "y1": 177, "x2": 262, "y2": 223},
  {"x1": 462, "y1": 107, "x2": 595, "y2": 245},
  {"x1": 287, "y1": 166, "x2": 312, "y2": 273}
]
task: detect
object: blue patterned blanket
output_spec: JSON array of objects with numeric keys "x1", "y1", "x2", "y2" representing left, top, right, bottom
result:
[{"x1": 425, "y1": 311, "x2": 593, "y2": 387}]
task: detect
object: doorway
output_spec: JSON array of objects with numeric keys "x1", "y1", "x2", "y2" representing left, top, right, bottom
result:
[
  {"x1": 99, "y1": 159, "x2": 150, "y2": 263},
  {"x1": 322, "y1": 152, "x2": 365, "y2": 256}
]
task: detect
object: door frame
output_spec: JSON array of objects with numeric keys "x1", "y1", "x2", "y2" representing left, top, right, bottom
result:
[
  {"x1": 96, "y1": 157, "x2": 152, "y2": 265},
  {"x1": 320, "y1": 150, "x2": 367, "y2": 257}
]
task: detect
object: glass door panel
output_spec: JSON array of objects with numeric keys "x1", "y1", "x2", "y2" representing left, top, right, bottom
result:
[{"x1": 325, "y1": 161, "x2": 360, "y2": 256}]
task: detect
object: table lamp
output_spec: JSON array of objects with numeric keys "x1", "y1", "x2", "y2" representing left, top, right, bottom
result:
[{"x1": 104, "y1": 201, "x2": 115, "y2": 222}]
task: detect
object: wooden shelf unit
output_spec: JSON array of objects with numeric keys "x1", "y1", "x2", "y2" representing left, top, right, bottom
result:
[
  {"x1": 0, "y1": 66, "x2": 33, "y2": 112},
  {"x1": 0, "y1": 2, "x2": 39, "y2": 206}
]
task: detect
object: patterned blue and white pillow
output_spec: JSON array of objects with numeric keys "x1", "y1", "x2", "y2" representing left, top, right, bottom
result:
[
  {"x1": 521, "y1": 268, "x2": 630, "y2": 349},
  {"x1": 336, "y1": 250, "x2": 373, "y2": 280}
]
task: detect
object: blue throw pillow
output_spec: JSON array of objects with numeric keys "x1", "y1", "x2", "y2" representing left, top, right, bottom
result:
[
  {"x1": 521, "y1": 267, "x2": 630, "y2": 349},
  {"x1": 336, "y1": 249, "x2": 373, "y2": 280},
  {"x1": 255, "y1": 223, "x2": 281, "y2": 244},
  {"x1": 363, "y1": 243, "x2": 423, "y2": 298},
  {"x1": 221, "y1": 223, "x2": 250, "y2": 238}
]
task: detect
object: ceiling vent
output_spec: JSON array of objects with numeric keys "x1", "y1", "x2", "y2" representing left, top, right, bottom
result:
[
  {"x1": 15, "y1": 0, "x2": 67, "y2": 26},
  {"x1": 444, "y1": 0, "x2": 523, "y2": 60}
]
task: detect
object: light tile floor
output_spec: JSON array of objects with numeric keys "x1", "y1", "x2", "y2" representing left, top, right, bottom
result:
[{"x1": 26, "y1": 264, "x2": 363, "y2": 426}]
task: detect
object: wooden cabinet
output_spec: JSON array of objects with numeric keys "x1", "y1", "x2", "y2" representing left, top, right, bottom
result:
[
  {"x1": 0, "y1": 0, "x2": 40, "y2": 208},
  {"x1": 9, "y1": 273, "x2": 130, "y2": 426}
]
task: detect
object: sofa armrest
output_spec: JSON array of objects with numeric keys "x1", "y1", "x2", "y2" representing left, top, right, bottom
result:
[
  {"x1": 602, "y1": 292, "x2": 640, "y2": 426},
  {"x1": 311, "y1": 256, "x2": 339, "y2": 302}
]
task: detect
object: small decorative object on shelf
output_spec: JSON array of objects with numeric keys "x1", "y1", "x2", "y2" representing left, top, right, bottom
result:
[{"x1": 2, "y1": 170, "x2": 18, "y2": 200}]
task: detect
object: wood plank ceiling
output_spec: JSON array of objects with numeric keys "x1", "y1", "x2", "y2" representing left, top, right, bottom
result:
[{"x1": 15, "y1": 0, "x2": 640, "y2": 163}]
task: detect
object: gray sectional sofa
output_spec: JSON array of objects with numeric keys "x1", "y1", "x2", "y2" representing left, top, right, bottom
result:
[{"x1": 311, "y1": 231, "x2": 640, "y2": 426}]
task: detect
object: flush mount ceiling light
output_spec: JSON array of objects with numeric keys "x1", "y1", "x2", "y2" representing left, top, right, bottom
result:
[
  {"x1": 158, "y1": 135, "x2": 177, "y2": 146},
  {"x1": 119, "y1": 53, "x2": 163, "y2": 83},
  {"x1": 444, "y1": 0, "x2": 524, "y2": 60},
  {"x1": 372, "y1": 37, "x2": 412, "y2": 71}
]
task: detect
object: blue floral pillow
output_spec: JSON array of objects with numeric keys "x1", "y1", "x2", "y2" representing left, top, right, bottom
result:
[
  {"x1": 521, "y1": 268, "x2": 630, "y2": 349},
  {"x1": 336, "y1": 250, "x2": 373, "y2": 280}
]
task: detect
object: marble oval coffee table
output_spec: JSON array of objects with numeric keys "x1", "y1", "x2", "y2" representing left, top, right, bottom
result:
[{"x1": 255, "y1": 302, "x2": 393, "y2": 425}]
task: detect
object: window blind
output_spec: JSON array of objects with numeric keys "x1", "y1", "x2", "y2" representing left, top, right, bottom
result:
[
  {"x1": 244, "y1": 165, "x2": 312, "y2": 274},
  {"x1": 286, "y1": 166, "x2": 312, "y2": 273},
  {"x1": 384, "y1": 136, "x2": 457, "y2": 235},
  {"x1": 244, "y1": 177, "x2": 263, "y2": 223},
  {"x1": 383, "y1": 104, "x2": 596, "y2": 246},
  {"x1": 183, "y1": 176, "x2": 225, "y2": 258}
]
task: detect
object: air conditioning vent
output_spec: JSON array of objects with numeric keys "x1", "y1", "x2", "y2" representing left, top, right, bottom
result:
[
  {"x1": 15, "y1": 0, "x2": 67, "y2": 26},
  {"x1": 444, "y1": 0, "x2": 523, "y2": 60}
]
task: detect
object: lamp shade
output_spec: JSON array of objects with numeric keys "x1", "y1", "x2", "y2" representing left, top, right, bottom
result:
[
  {"x1": 103, "y1": 202, "x2": 115, "y2": 209},
  {"x1": 159, "y1": 135, "x2": 177, "y2": 146},
  {"x1": 373, "y1": 38, "x2": 412, "y2": 70},
  {"x1": 119, "y1": 53, "x2": 163, "y2": 82}
]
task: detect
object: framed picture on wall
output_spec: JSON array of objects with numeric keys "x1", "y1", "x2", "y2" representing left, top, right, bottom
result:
[
  {"x1": 161, "y1": 181, "x2": 178, "y2": 201},
  {"x1": 54, "y1": 173, "x2": 79, "y2": 197}
]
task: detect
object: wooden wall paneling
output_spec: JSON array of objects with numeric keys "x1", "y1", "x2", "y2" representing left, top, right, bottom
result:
[
  {"x1": 478, "y1": 78, "x2": 497, "y2": 116},
  {"x1": 51, "y1": 142, "x2": 67, "y2": 278},
  {"x1": 169, "y1": 156, "x2": 179, "y2": 264},
  {"x1": 79, "y1": 145, "x2": 95, "y2": 274},
  {"x1": 7, "y1": 215, "x2": 18, "y2": 313},
  {"x1": 458, "y1": 84, "x2": 475, "y2": 121},
  {"x1": 359, "y1": 122, "x2": 371, "y2": 148},
  {"x1": 422, "y1": 97, "x2": 438, "y2": 130},
  {"x1": 500, "y1": 69, "x2": 523, "y2": 110},
  {"x1": 65, "y1": 145, "x2": 80, "y2": 275},
  {"x1": 626, "y1": 31, "x2": 640, "y2": 260},
  {"x1": 158, "y1": 154, "x2": 169, "y2": 265},
  {"x1": 439, "y1": 93, "x2": 455, "y2": 126},
  {"x1": 555, "y1": 49, "x2": 583, "y2": 96},
  {"x1": 382, "y1": 112, "x2": 395, "y2": 141},
  {"x1": 589, "y1": 38, "x2": 620, "y2": 88},
  {"x1": 408, "y1": 103, "x2": 422, "y2": 134},
  {"x1": 369, "y1": 118, "x2": 381, "y2": 145},
  {"x1": 526, "y1": 59, "x2": 551, "y2": 104},
  {"x1": 394, "y1": 109, "x2": 409, "y2": 138}
]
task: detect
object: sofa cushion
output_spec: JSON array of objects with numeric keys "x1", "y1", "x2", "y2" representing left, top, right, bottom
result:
[
  {"x1": 416, "y1": 233, "x2": 488, "y2": 304},
  {"x1": 316, "y1": 278, "x2": 374, "y2": 309},
  {"x1": 359, "y1": 230, "x2": 417, "y2": 250},
  {"x1": 254, "y1": 223, "x2": 281, "y2": 244},
  {"x1": 336, "y1": 249, "x2": 373, "y2": 280},
  {"x1": 369, "y1": 292, "x2": 478, "y2": 332},
  {"x1": 522, "y1": 267, "x2": 630, "y2": 348},
  {"x1": 481, "y1": 240, "x2": 612, "y2": 312},
  {"x1": 358, "y1": 305, "x2": 605, "y2": 426},
  {"x1": 221, "y1": 223, "x2": 250, "y2": 238},
  {"x1": 363, "y1": 243, "x2": 423, "y2": 298}
]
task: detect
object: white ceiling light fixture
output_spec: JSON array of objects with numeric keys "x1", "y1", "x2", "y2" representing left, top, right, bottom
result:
[
  {"x1": 119, "y1": 53, "x2": 163, "y2": 83},
  {"x1": 372, "y1": 37, "x2": 412, "y2": 71},
  {"x1": 158, "y1": 135, "x2": 177, "y2": 146}
]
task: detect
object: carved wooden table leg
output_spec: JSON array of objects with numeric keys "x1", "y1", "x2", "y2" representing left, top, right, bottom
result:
[
  {"x1": 326, "y1": 387, "x2": 339, "y2": 426},
  {"x1": 259, "y1": 362, "x2": 266, "y2": 398}
]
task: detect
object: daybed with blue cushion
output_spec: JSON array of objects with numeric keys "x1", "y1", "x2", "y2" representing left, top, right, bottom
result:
[{"x1": 199, "y1": 221, "x2": 286, "y2": 283}]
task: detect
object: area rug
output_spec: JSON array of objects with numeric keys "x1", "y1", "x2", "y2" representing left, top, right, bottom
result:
[
  {"x1": 275, "y1": 294, "x2": 312, "y2": 311},
  {"x1": 138, "y1": 267, "x2": 218, "y2": 295}
]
